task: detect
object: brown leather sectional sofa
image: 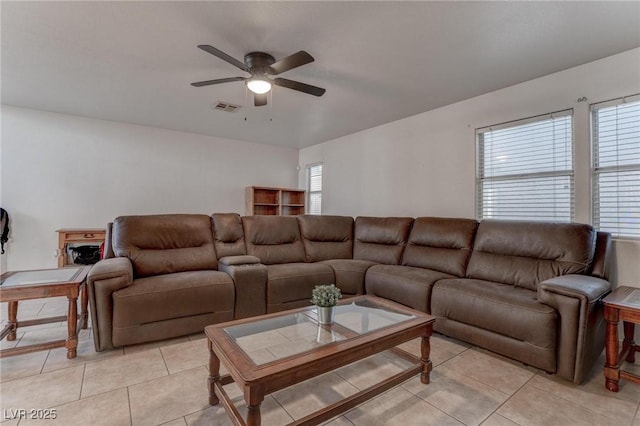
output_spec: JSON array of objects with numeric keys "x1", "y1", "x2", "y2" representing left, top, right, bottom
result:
[{"x1": 87, "y1": 213, "x2": 612, "y2": 384}]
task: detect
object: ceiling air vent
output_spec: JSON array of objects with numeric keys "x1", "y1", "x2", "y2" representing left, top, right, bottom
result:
[{"x1": 212, "y1": 101, "x2": 241, "y2": 113}]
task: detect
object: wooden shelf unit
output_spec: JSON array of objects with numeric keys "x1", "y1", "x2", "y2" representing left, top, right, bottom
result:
[{"x1": 246, "y1": 186, "x2": 306, "y2": 216}]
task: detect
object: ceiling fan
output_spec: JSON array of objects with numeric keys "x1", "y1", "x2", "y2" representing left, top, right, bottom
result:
[{"x1": 191, "y1": 45, "x2": 326, "y2": 107}]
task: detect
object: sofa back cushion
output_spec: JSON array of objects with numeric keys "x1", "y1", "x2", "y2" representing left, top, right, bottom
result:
[
  {"x1": 113, "y1": 214, "x2": 218, "y2": 277},
  {"x1": 212, "y1": 213, "x2": 246, "y2": 258},
  {"x1": 467, "y1": 220, "x2": 596, "y2": 290},
  {"x1": 353, "y1": 217, "x2": 413, "y2": 264},
  {"x1": 242, "y1": 216, "x2": 306, "y2": 264},
  {"x1": 298, "y1": 215, "x2": 354, "y2": 262},
  {"x1": 402, "y1": 217, "x2": 478, "y2": 276}
]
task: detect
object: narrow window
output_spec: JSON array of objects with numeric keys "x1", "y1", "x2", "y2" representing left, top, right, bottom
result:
[
  {"x1": 307, "y1": 163, "x2": 323, "y2": 215},
  {"x1": 592, "y1": 95, "x2": 640, "y2": 239}
]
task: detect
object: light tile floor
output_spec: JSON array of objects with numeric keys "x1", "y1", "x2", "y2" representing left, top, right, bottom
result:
[{"x1": 1, "y1": 297, "x2": 639, "y2": 426}]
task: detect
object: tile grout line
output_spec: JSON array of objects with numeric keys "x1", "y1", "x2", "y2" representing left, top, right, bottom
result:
[
  {"x1": 39, "y1": 349, "x2": 51, "y2": 375},
  {"x1": 488, "y1": 371, "x2": 545, "y2": 425},
  {"x1": 127, "y1": 386, "x2": 133, "y2": 426},
  {"x1": 158, "y1": 345, "x2": 171, "y2": 376},
  {"x1": 404, "y1": 345, "x2": 500, "y2": 426},
  {"x1": 79, "y1": 362, "x2": 87, "y2": 400}
]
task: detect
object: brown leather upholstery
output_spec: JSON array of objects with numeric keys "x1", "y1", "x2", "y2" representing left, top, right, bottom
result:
[
  {"x1": 88, "y1": 213, "x2": 612, "y2": 385},
  {"x1": 243, "y1": 216, "x2": 306, "y2": 264},
  {"x1": 353, "y1": 217, "x2": 413, "y2": 264},
  {"x1": 432, "y1": 278, "x2": 558, "y2": 372},
  {"x1": 103, "y1": 222, "x2": 115, "y2": 259},
  {"x1": 466, "y1": 220, "x2": 596, "y2": 291},
  {"x1": 86, "y1": 257, "x2": 133, "y2": 351},
  {"x1": 212, "y1": 213, "x2": 246, "y2": 258},
  {"x1": 298, "y1": 215, "x2": 354, "y2": 261},
  {"x1": 537, "y1": 274, "x2": 610, "y2": 383},
  {"x1": 402, "y1": 217, "x2": 478, "y2": 276},
  {"x1": 319, "y1": 259, "x2": 377, "y2": 295},
  {"x1": 366, "y1": 265, "x2": 453, "y2": 312},
  {"x1": 219, "y1": 255, "x2": 268, "y2": 319},
  {"x1": 112, "y1": 270, "x2": 234, "y2": 346},
  {"x1": 266, "y1": 263, "x2": 335, "y2": 313},
  {"x1": 590, "y1": 231, "x2": 612, "y2": 279},
  {"x1": 113, "y1": 214, "x2": 218, "y2": 277}
]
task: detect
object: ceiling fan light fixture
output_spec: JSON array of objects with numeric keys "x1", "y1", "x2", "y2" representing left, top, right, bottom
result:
[{"x1": 246, "y1": 78, "x2": 272, "y2": 94}]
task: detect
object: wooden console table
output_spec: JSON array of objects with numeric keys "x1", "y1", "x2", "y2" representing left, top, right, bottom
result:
[
  {"x1": 56, "y1": 228, "x2": 105, "y2": 267},
  {"x1": 604, "y1": 286, "x2": 640, "y2": 392}
]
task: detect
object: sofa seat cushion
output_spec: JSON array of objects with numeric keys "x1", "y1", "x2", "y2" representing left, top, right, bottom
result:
[
  {"x1": 112, "y1": 270, "x2": 234, "y2": 327},
  {"x1": 365, "y1": 265, "x2": 454, "y2": 313},
  {"x1": 319, "y1": 259, "x2": 378, "y2": 296},
  {"x1": 431, "y1": 278, "x2": 557, "y2": 350},
  {"x1": 266, "y1": 263, "x2": 335, "y2": 313}
]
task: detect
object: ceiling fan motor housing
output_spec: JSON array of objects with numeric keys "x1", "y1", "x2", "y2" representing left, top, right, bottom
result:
[{"x1": 244, "y1": 52, "x2": 276, "y2": 75}]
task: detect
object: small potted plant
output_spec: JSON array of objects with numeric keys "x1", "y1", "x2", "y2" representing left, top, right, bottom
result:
[{"x1": 311, "y1": 284, "x2": 342, "y2": 324}]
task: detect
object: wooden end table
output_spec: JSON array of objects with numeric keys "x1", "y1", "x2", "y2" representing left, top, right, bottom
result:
[
  {"x1": 604, "y1": 286, "x2": 640, "y2": 392},
  {"x1": 0, "y1": 266, "x2": 90, "y2": 359},
  {"x1": 205, "y1": 295, "x2": 434, "y2": 426}
]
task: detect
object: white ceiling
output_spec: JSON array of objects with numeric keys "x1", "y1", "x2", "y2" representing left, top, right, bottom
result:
[{"x1": 2, "y1": 1, "x2": 639, "y2": 149}]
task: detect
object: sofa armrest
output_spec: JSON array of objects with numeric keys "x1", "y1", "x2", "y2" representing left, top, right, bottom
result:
[
  {"x1": 219, "y1": 255, "x2": 261, "y2": 266},
  {"x1": 87, "y1": 257, "x2": 133, "y2": 351},
  {"x1": 538, "y1": 274, "x2": 611, "y2": 383},
  {"x1": 218, "y1": 256, "x2": 267, "y2": 319}
]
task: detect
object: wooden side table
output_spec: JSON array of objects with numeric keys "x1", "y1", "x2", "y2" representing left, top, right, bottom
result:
[
  {"x1": 603, "y1": 286, "x2": 640, "y2": 392},
  {"x1": 56, "y1": 228, "x2": 106, "y2": 267},
  {"x1": 0, "y1": 266, "x2": 90, "y2": 359}
]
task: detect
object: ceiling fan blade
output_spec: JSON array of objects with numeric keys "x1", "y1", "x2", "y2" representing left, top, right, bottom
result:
[
  {"x1": 254, "y1": 93, "x2": 268, "y2": 107},
  {"x1": 273, "y1": 78, "x2": 326, "y2": 97},
  {"x1": 197, "y1": 45, "x2": 249, "y2": 72},
  {"x1": 269, "y1": 51, "x2": 314, "y2": 75},
  {"x1": 191, "y1": 77, "x2": 246, "y2": 87}
]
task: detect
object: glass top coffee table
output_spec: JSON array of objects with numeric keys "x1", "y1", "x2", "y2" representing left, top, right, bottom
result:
[
  {"x1": 204, "y1": 295, "x2": 435, "y2": 426},
  {"x1": 0, "y1": 266, "x2": 90, "y2": 359}
]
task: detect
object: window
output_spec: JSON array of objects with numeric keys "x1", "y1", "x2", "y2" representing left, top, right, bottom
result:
[
  {"x1": 592, "y1": 95, "x2": 640, "y2": 239},
  {"x1": 307, "y1": 163, "x2": 323, "y2": 215},
  {"x1": 476, "y1": 110, "x2": 574, "y2": 221}
]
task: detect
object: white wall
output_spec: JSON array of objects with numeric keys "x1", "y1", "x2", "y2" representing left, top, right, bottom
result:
[
  {"x1": 0, "y1": 106, "x2": 299, "y2": 271},
  {"x1": 299, "y1": 48, "x2": 640, "y2": 288}
]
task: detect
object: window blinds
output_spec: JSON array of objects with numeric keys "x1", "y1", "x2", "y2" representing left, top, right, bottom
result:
[
  {"x1": 476, "y1": 110, "x2": 574, "y2": 221},
  {"x1": 592, "y1": 95, "x2": 640, "y2": 239},
  {"x1": 308, "y1": 163, "x2": 323, "y2": 215}
]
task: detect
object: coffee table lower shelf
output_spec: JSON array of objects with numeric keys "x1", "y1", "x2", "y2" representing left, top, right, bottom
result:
[{"x1": 209, "y1": 346, "x2": 427, "y2": 426}]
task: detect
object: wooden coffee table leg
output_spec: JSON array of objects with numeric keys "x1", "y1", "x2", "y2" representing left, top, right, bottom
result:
[
  {"x1": 604, "y1": 306, "x2": 620, "y2": 392},
  {"x1": 247, "y1": 403, "x2": 261, "y2": 426},
  {"x1": 66, "y1": 295, "x2": 78, "y2": 359},
  {"x1": 7, "y1": 301, "x2": 18, "y2": 341},
  {"x1": 246, "y1": 389, "x2": 264, "y2": 426},
  {"x1": 420, "y1": 333, "x2": 432, "y2": 384},
  {"x1": 208, "y1": 339, "x2": 220, "y2": 405}
]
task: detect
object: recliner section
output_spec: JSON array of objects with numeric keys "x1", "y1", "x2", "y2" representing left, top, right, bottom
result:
[{"x1": 88, "y1": 212, "x2": 612, "y2": 384}]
